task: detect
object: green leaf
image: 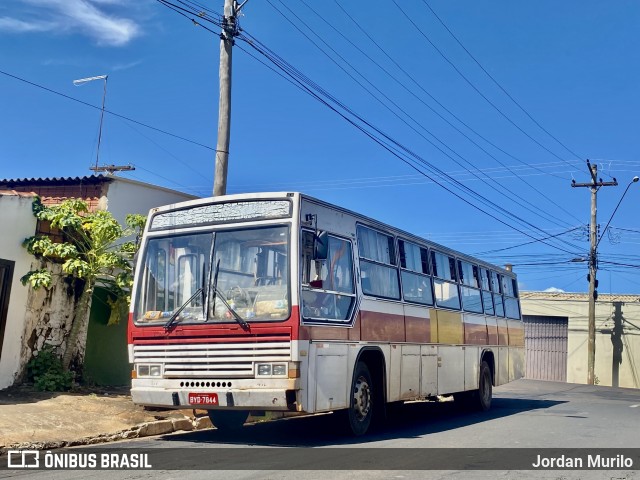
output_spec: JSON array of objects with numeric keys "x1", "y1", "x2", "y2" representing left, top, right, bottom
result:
[{"x1": 20, "y1": 270, "x2": 52, "y2": 289}]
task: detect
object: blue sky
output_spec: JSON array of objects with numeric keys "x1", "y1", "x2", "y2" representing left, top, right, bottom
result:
[{"x1": 1, "y1": 0, "x2": 640, "y2": 294}]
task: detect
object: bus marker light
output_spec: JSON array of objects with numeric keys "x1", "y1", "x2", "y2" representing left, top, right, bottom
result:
[{"x1": 288, "y1": 362, "x2": 300, "y2": 378}]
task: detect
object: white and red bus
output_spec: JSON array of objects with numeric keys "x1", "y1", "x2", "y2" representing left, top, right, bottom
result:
[{"x1": 129, "y1": 192, "x2": 524, "y2": 435}]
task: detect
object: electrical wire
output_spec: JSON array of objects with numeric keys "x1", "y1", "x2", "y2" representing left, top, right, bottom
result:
[
  {"x1": 235, "y1": 33, "x2": 583, "y2": 255},
  {"x1": 327, "y1": 0, "x2": 581, "y2": 222},
  {"x1": 392, "y1": 0, "x2": 583, "y2": 170},
  {"x1": 420, "y1": 0, "x2": 584, "y2": 162},
  {"x1": 268, "y1": 0, "x2": 575, "y2": 229},
  {"x1": 0, "y1": 69, "x2": 215, "y2": 152}
]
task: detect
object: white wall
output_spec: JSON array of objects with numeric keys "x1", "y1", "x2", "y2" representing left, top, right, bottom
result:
[
  {"x1": 103, "y1": 177, "x2": 197, "y2": 226},
  {"x1": 0, "y1": 194, "x2": 38, "y2": 389},
  {"x1": 521, "y1": 293, "x2": 640, "y2": 388}
]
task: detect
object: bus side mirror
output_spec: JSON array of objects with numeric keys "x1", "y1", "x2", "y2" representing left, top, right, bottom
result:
[{"x1": 314, "y1": 231, "x2": 328, "y2": 261}]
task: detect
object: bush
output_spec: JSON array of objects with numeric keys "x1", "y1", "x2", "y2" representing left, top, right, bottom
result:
[{"x1": 26, "y1": 346, "x2": 74, "y2": 391}]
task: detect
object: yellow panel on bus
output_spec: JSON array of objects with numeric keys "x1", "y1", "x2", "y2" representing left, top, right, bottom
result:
[{"x1": 430, "y1": 309, "x2": 463, "y2": 344}]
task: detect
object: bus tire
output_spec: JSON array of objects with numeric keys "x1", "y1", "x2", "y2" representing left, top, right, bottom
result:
[
  {"x1": 454, "y1": 361, "x2": 492, "y2": 412},
  {"x1": 208, "y1": 410, "x2": 249, "y2": 430},
  {"x1": 348, "y1": 361, "x2": 374, "y2": 436},
  {"x1": 477, "y1": 360, "x2": 493, "y2": 411}
]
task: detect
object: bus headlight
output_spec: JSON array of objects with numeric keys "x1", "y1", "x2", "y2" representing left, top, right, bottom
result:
[
  {"x1": 136, "y1": 364, "x2": 163, "y2": 378},
  {"x1": 256, "y1": 363, "x2": 288, "y2": 378},
  {"x1": 257, "y1": 364, "x2": 272, "y2": 376}
]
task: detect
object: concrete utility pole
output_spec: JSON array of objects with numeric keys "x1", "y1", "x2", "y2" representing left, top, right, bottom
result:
[
  {"x1": 571, "y1": 161, "x2": 617, "y2": 385},
  {"x1": 214, "y1": 0, "x2": 241, "y2": 197}
]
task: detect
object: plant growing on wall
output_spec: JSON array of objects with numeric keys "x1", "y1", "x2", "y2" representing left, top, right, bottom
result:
[{"x1": 21, "y1": 198, "x2": 146, "y2": 371}]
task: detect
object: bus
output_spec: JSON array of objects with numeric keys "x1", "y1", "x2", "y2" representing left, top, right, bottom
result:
[{"x1": 128, "y1": 192, "x2": 524, "y2": 435}]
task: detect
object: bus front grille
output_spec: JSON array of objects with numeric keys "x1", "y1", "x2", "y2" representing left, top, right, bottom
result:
[{"x1": 132, "y1": 341, "x2": 291, "y2": 378}]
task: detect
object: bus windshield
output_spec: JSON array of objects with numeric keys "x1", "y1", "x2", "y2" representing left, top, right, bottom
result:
[{"x1": 134, "y1": 225, "x2": 290, "y2": 326}]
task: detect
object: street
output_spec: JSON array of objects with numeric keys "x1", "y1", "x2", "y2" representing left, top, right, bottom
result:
[{"x1": 3, "y1": 379, "x2": 640, "y2": 479}]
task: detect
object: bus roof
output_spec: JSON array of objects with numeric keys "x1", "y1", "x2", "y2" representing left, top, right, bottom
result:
[{"x1": 146, "y1": 191, "x2": 516, "y2": 278}]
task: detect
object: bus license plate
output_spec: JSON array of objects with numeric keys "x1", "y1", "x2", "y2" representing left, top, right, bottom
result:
[{"x1": 188, "y1": 393, "x2": 219, "y2": 405}]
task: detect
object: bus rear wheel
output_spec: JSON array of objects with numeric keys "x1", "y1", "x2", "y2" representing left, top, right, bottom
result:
[
  {"x1": 477, "y1": 361, "x2": 493, "y2": 411},
  {"x1": 348, "y1": 361, "x2": 374, "y2": 436},
  {"x1": 454, "y1": 360, "x2": 493, "y2": 412},
  {"x1": 208, "y1": 410, "x2": 249, "y2": 430}
]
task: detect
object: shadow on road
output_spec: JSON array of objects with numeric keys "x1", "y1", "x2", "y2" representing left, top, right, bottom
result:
[{"x1": 160, "y1": 396, "x2": 565, "y2": 447}]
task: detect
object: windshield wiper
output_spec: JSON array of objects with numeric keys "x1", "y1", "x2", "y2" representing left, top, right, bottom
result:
[
  {"x1": 209, "y1": 258, "x2": 250, "y2": 330},
  {"x1": 164, "y1": 287, "x2": 204, "y2": 330}
]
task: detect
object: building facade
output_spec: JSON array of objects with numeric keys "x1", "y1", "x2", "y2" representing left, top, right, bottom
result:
[
  {"x1": 0, "y1": 175, "x2": 197, "y2": 389},
  {"x1": 521, "y1": 291, "x2": 640, "y2": 389}
]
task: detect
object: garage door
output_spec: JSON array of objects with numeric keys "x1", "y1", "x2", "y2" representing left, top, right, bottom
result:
[{"x1": 523, "y1": 315, "x2": 568, "y2": 382}]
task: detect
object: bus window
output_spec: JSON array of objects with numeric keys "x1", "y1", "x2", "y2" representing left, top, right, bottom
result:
[
  {"x1": 398, "y1": 239, "x2": 433, "y2": 306},
  {"x1": 491, "y1": 271, "x2": 505, "y2": 317},
  {"x1": 210, "y1": 226, "x2": 290, "y2": 322},
  {"x1": 431, "y1": 251, "x2": 460, "y2": 310},
  {"x1": 176, "y1": 253, "x2": 199, "y2": 307},
  {"x1": 502, "y1": 276, "x2": 520, "y2": 319},
  {"x1": 301, "y1": 231, "x2": 356, "y2": 321},
  {"x1": 357, "y1": 226, "x2": 400, "y2": 299},
  {"x1": 136, "y1": 232, "x2": 211, "y2": 324},
  {"x1": 480, "y1": 268, "x2": 494, "y2": 316},
  {"x1": 458, "y1": 260, "x2": 482, "y2": 313}
]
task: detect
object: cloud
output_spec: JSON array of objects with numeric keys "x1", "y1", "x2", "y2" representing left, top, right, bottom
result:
[
  {"x1": 0, "y1": 0, "x2": 141, "y2": 46},
  {"x1": 544, "y1": 287, "x2": 566, "y2": 293},
  {"x1": 0, "y1": 17, "x2": 56, "y2": 32},
  {"x1": 112, "y1": 59, "x2": 143, "y2": 71}
]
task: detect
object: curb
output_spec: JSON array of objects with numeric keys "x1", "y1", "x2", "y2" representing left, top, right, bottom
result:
[{"x1": 0, "y1": 415, "x2": 213, "y2": 453}]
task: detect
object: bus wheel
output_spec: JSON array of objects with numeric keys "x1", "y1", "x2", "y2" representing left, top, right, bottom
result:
[
  {"x1": 348, "y1": 361, "x2": 373, "y2": 436},
  {"x1": 477, "y1": 361, "x2": 492, "y2": 411},
  {"x1": 454, "y1": 361, "x2": 492, "y2": 412},
  {"x1": 208, "y1": 410, "x2": 248, "y2": 430}
]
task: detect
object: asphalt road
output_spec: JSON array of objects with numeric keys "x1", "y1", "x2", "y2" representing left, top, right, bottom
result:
[{"x1": 3, "y1": 379, "x2": 640, "y2": 480}]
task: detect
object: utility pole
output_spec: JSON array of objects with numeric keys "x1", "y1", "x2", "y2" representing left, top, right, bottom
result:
[
  {"x1": 571, "y1": 160, "x2": 617, "y2": 384},
  {"x1": 214, "y1": 0, "x2": 242, "y2": 197}
]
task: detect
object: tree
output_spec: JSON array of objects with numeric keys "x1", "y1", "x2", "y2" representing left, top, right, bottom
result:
[{"x1": 21, "y1": 198, "x2": 146, "y2": 371}]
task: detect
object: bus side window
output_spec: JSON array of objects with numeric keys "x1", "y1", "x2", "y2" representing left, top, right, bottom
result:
[
  {"x1": 458, "y1": 260, "x2": 482, "y2": 313},
  {"x1": 480, "y1": 268, "x2": 494, "y2": 316},
  {"x1": 431, "y1": 251, "x2": 460, "y2": 310},
  {"x1": 398, "y1": 239, "x2": 433, "y2": 306},
  {"x1": 301, "y1": 230, "x2": 356, "y2": 321},
  {"x1": 491, "y1": 271, "x2": 505, "y2": 317},
  {"x1": 356, "y1": 225, "x2": 400, "y2": 299}
]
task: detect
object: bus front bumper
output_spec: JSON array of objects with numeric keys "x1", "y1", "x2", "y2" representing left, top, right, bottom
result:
[{"x1": 131, "y1": 385, "x2": 295, "y2": 411}]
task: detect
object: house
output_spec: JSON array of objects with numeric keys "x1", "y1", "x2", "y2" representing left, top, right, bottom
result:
[
  {"x1": 0, "y1": 175, "x2": 197, "y2": 389},
  {"x1": 521, "y1": 291, "x2": 640, "y2": 388}
]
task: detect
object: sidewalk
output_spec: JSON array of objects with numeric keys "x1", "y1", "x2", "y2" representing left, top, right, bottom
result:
[{"x1": 0, "y1": 385, "x2": 213, "y2": 451}]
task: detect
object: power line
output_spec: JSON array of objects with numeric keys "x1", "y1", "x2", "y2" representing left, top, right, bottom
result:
[
  {"x1": 159, "y1": 3, "x2": 583, "y2": 255},
  {"x1": 0, "y1": 69, "x2": 215, "y2": 152},
  {"x1": 267, "y1": 0, "x2": 577, "y2": 230},
  {"x1": 420, "y1": 0, "x2": 584, "y2": 162},
  {"x1": 473, "y1": 226, "x2": 583, "y2": 255},
  {"x1": 235, "y1": 33, "x2": 583, "y2": 255},
  {"x1": 294, "y1": 0, "x2": 581, "y2": 225},
  {"x1": 328, "y1": 1, "x2": 582, "y2": 224},
  {"x1": 392, "y1": 0, "x2": 583, "y2": 170}
]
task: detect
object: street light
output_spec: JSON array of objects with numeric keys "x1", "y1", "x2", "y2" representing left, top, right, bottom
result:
[
  {"x1": 597, "y1": 176, "x2": 639, "y2": 248},
  {"x1": 73, "y1": 75, "x2": 108, "y2": 171}
]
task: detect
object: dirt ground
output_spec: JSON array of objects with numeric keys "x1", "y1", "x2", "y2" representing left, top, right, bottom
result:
[{"x1": 0, "y1": 385, "x2": 195, "y2": 447}]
